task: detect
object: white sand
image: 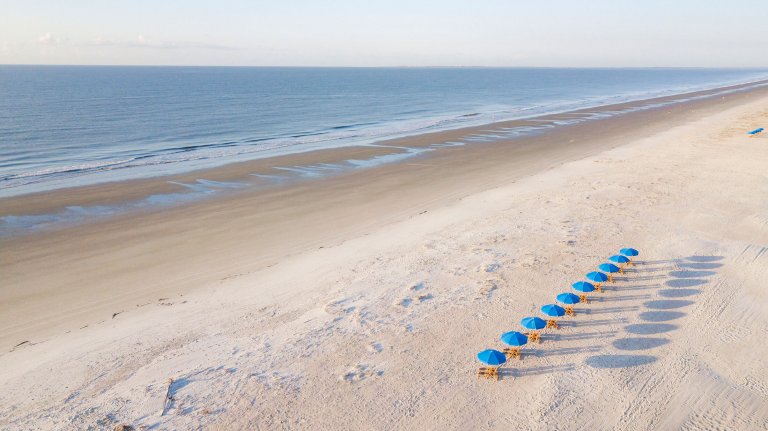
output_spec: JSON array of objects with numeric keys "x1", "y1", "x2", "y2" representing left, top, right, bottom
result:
[{"x1": 2, "y1": 95, "x2": 768, "y2": 430}]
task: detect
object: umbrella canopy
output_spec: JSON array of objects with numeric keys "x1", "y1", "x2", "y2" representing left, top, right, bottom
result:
[
  {"x1": 609, "y1": 255, "x2": 630, "y2": 264},
  {"x1": 500, "y1": 331, "x2": 528, "y2": 347},
  {"x1": 521, "y1": 316, "x2": 547, "y2": 330},
  {"x1": 477, "y1": 349, "x2": 507, "y2": 366},
  {"x1": 599, "y1": 263, "x2": 621, "y2": 274},
  {"x1": 586, "y1": 271, "x2": 609, "y2": 282},
  {"x1": 556, "y1": 292, "x2": 580, "y2": 304},
  {"x1": 541, "y1": 304, "x2": 566, "y2": 317},
  {"x1": 620, "y1": 248, "x2": 639, "y2": 257},
  {"x1": 748, "y1": 127, "x2": 764, "y2": 135},
  {"x1": 572, "y1": 281, "x2": 596, "y2": 293}
]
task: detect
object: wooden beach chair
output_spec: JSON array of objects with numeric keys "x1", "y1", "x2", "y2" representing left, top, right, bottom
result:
[
  {"x1": 546, "y1": 319, "x2": 559, "y2": 330},
  {"x1": 502, "y1": 347, "x2": 522, "y2": 360},
  {"x1": 579, "y1": 294, "x2": 589, "y2": 304},
  {"x1": 564, "y1": 306, "x2": 575, "y2": 316},
  {"x1": 526, "y1": 331, "x2": 541, "y2": 344},
  {"x1": 594, "y1": 284, "x2": 603, "y2": 293},
  {"x1": 477, "y1": 366, "x2": 500, "y2": 380}
]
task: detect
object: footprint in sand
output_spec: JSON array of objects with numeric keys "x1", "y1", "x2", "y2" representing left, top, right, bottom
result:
[
  {"x1": 417, "y1": 294, "x2": 433, "y2": 302},
  {"x1": 396, "y1": 282, "x2": 434, "y2": 308},
  {"x1": 477, "y1": 279, "x2": 499, "y2": 300},
  {"x1": 342, "y1": 364, "x2": 383, "y2": 382},
  {"x1": 396, "y1": 298, "x2": 413, "y2": 308},
  {"x1": 324, "y1": 298, "x2": 356, "y2": 316},
  {"x1": 410, "y1": 282, "x2": 425, "y2": 292}
]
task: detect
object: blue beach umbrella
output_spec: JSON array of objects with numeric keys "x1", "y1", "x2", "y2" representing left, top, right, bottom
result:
[
  {"x1": 748, "y1": 127, "x2": 764, "y2": 135},
  {"x1": 620, "y1": 248, "x2": 639, "y2": 257},
  {"x1": 599, "y1": 263, "x2": 621, "y2": 274},
  {"x1": 556, "y1": 292, "x2": 580, "y2": 305},
  {"x1": 477, "y1": 349, "x2": 507, "y2": 366},
  {"x1": 572, "y1": 281, "x2": 596, "y2": 293},
  {"x1": 521, "y1": 316, "x2": 547, "y2": 330},
  {"x1": 609, "y1": 255, "x2": 630, "y2": 264},
  {"x1": 541, "y1": 304, "x2": 566, "y2": 317},
  {"x1": 586, "y1": 271, "x2": 609, "y2": 283},
  {"x1": 500, "y1": 331, "x2": 528, "y2": 347}
]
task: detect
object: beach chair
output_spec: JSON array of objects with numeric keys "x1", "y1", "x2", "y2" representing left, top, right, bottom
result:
[
  {"x1": 526, "y1": 331, "x2": 541, "y2": 343},
  {"x1": 546, "y1": 319, "x2": 559, "y2": 330},
  {"x1": 502, "y1": 347, "x2": 522, "y2": 360},
  {"x1": 594, "y1": 284, "x2": 603, "y2": 293},
  {"x1": 579, "y1": 294, "x2": 589, "y2": 304},
  {"x1": 477, "y1": 366, "x2": 500, "y2": 380},
  {"x1": 564, "y1": 306, "x2": 575, "y2": 316}
]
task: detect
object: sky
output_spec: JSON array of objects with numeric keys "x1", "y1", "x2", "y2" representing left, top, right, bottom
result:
[{"x1": 1, "y1": 0, "x2": 767, "y2": 67}]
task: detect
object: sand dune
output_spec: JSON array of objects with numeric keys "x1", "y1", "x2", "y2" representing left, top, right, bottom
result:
[{"x1": 1, "y1": 92, "x2": 768, "y2": 430}]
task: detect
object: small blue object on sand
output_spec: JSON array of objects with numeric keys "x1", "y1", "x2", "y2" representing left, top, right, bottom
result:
[
  {"x1": 477, "y1": 349, "x2": 507, "y2": 365},
  {"x1": 500, "y1": 331, "x2": 528, "y2": 347},
  {"x1": 521, "y1": 316, "x2": 547, "y2": 330},
  {"x1": 748, "y1": 128, "x2": 764, "y2": 135}
]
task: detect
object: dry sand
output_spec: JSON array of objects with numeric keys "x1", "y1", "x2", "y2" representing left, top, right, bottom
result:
[{"x1": 1, "y1": 88, "x2": 768, "y2": 430}]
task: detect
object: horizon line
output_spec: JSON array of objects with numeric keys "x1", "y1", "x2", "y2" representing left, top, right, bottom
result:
[{"x1": 2, "y1": 64, "x2": 768, "y2": 70}]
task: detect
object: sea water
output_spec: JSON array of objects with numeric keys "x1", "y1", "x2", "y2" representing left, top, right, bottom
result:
[{"x1": 2, "y1": 66, "x2": 768, "y2": 199}]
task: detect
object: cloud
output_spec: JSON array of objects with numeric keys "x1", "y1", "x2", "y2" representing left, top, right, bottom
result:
[
  {"x1": 81, "y1": 35, "x2": 237, "y2": 51},
  {"x1": 38, "y1": 33, "x2": 60, "y2": 45}
]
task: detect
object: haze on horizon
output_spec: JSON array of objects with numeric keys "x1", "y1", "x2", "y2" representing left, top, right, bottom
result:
[{"x1": 1, "y1": 0, "x2": 767, "y2": 68}]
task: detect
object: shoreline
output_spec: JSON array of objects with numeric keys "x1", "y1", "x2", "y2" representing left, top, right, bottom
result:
[
  {"x1": 1, "y1": 79, "x2": 768, "y2": 429},
  {"x1": 2, "y1": 78, "x2": 768, "y2": 234},
  {"x1": 3, "y1": 70, "x2": 768, "y2": 203}
]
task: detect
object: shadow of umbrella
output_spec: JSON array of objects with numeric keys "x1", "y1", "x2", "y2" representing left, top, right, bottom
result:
[
  {"x1": 584, "y1": 354, "x2": 657, "y2": 369},
  {"x1": 639, "y1": 311, "x2": 686, "y2": 322},
  {"x1": 665, "y1": 279, "x2": 707, "y2": 288},
  {"x1": 678, "y1": 262, "x2": 723, "y2": 270},
  {"x1": 643, "y1": 300, "x2": 695, "y2": 310},
  {"x1": 612, "y1": 337, "x2": 670, "y2": 350},
  {"x1": 668, "y1": 270, "x2": 716, "y2": 278},
  {"x1": 624, "y1": 323, "x2": 678, "y2": 335},
  {"x1": 658, "y1": 288, "x2": 700, "y2": 298},
  {"x1": 686, "y1": 255, "x2": 724, "y2": 262}
]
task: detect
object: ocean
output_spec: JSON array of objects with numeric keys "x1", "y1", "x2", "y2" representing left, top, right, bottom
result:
[{"x1": 2, "y1": 66, "x2": 768, "y2": 200}]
